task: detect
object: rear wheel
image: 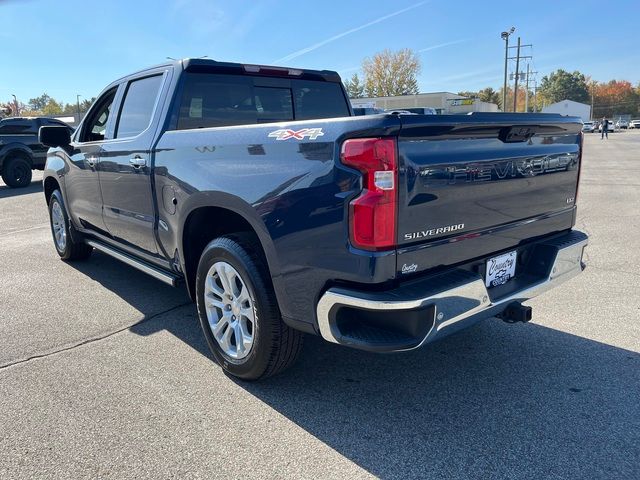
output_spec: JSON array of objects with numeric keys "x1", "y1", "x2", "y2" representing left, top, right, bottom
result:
[
  {"x1": 1, "y1": 156, "x2": 32, "y2": 188},
  {"x1": 48, "y1": 189, "x2": 93, "y2": 260},
  {"x1": 195, "y1": 235, "x2": 303, "y2": 380}
]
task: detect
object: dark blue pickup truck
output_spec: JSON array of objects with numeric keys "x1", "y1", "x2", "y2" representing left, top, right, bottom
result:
[{"x1": 40, "y1": 58, "x2": 587, "y2": 380}]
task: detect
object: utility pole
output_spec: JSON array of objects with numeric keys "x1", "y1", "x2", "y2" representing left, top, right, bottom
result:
[
  {"x1": 524, "y1": 64, "x2": 538, "y2": 113},
  {"x1": 524, "y1": 64, "x2": 530, "y2": 112},
  {"x1": 513, "y1": 37, "x2": 521, "y2": 112},
  {"x1": 76, "y1": 94, "x2": 82, "y2": 119},
  {"x1": 507, "y1": 41, "x2": 532, "y2": 113},
  {"x1": 533, "y1": 80, "x2": 538, "y2": 113},
  {"x1": 11, "y1": 94, "x2": 19, "y2": 116}
]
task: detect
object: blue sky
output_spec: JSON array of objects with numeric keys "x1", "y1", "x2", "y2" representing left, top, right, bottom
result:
[{"x1": 1, "y1": 0, "x2": 638, "y2": 105}]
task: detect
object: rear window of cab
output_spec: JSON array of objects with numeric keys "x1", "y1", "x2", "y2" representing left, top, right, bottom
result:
[{"x1": 174, "y1": 73, "x2": 349, "y2": 130}]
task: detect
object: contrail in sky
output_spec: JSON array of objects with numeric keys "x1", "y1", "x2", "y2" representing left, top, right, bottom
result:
[
  {"x1": 274, "y1": 1, "x2": 429, "y2": 64},
  {"x1": 419, "y1": 39, "x2": 469, "y2": 53}
]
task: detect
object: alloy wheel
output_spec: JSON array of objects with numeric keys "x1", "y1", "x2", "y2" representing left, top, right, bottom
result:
[
  {"x1": 203, "y1": 261, "x2": 255, "y2": 360},
  {"x1": 51, "y1": 200, "x2": 67, "y2": 252}
]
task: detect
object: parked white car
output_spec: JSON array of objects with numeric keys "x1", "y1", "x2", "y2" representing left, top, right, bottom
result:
[
  {"x1": 616, "y1": 120, "x2": 628, "y2": 129},
  {"x1": 582, "y1": 121, "x2": 596, "y2": 133},
  {"x1": 599, "y1": 121, "x2": 615, "y2": 133},
  {"x1": 629, "y1": 119, "x2": 640, "y2": 129}
]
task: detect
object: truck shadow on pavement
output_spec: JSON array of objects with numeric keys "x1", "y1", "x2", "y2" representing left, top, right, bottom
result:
[
  {"x1": 242, "y1": 324, "x2": 640, "y2": 479},
  {"x1": 68, "y1": 255, "x2": 639, "y2": 479},
  {"x1": 135, "y1": 299, "x2": 639, "y2": 478},
  {"x1": 0, "y1": 180, "x2": 42, "y2": 199}
]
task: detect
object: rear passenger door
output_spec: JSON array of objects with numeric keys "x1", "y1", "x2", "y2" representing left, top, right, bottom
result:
[{"x1": 98, "y1": 69, "x2": 169, "y2": 255}]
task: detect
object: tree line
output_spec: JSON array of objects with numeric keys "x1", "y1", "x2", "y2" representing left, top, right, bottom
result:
[
  {"x1": 3, "y1": 93, "x2": 96, "y2": 117},
  {"x1": 344, "y1": 48, "x2": 640, "y2": 117},
  {"x1": 461, "y1": 70, "x2": 640, "y2": 117}
]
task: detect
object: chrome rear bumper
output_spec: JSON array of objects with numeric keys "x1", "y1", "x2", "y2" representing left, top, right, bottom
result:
[{"x1": 316, "y1": 230, "x2": 588, "y2": 352}]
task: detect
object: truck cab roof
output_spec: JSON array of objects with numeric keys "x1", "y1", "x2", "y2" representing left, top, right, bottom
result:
[{"x1": 114, "y1": 58, "x2": 342, "y2": 85}]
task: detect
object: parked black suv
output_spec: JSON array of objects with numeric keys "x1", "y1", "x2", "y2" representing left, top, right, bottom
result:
[{"x1": 0, "y1": 117, "x2": 73, "y2": 188}]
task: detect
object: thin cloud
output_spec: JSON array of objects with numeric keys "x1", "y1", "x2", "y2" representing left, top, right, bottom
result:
[
  {"x1": 437, "y1": 66, "x2": 498, "y2": 83},
  {"x1": 273, "y1": 1, "x2": 429, "y2": 64},
  {"x1": 339, "y1": 66, "x2": 361, "y2": 74},
  {"x1": 418, "y1": 39, "x2": 469, "y2": 53}
]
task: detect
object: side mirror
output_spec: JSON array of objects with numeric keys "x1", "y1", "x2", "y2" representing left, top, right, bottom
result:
[{"x1": 39, "y1": 126, "x2": 71, "y2": 149}]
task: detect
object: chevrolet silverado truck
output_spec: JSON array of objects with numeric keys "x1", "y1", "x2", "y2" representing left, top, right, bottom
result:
[
  {"x1": 39, "y1": 58, "x2": 588, "y2": 380},
  {"x1": 0, "y1": 117, "x2": 73, "y2": 187}
]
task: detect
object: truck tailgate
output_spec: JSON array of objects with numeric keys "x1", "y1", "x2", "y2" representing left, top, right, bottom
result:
[{"x1": 395, "y1": 113, "x2": 582, "y2": 276}]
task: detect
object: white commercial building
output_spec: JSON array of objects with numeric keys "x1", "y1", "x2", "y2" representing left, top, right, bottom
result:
[
  {"x1": 542, "y1": 100, "x2": 591, "y2": 122},
  {"x1": 351, "y1": 92, "x2": 499, "y2": 114}
]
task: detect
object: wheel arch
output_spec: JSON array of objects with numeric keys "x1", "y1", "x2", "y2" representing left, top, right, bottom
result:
[
  {"x1": 43, "y1": 175, "x2": 61, "y2": 204},
  {"x1": 178, "y1": 194, "x2": 288, "y2": 315},
  {"x1": 0, "y1": 144, "x2": 34, "y2": 169}
]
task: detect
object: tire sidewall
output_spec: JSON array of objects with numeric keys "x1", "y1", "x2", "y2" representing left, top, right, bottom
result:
[
  {"x1": 195, "y1": 238, "x2": 275, "y2": 379},
  {"x1": 3, "y1": 156, "x2": 32, "y2": 188},
  {"x1": 48, "y1": 190, "x2": 71, "y2": 259}
]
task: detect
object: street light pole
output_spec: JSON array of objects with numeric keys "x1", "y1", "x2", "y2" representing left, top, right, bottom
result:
[
  {"x1": 11, "y1": 94, "x2": 19, "y2": 116},
  {"x1": 76, "y1": 94, "x2": 82, "y2": 118},
  {"x1": 590, "y1": 81, "x2": 595, "y2": 120},
  {"x1": 501, "y1": 27, "x2": 515, "y2": 112}
]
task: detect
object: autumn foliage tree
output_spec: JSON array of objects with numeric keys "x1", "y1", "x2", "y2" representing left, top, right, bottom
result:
[
  {"x1": 362, "y1": 48, "x2": 420, "y2": 97},
  {"x1": 592, "y1": 80, "x2": 639, "y2": 117}
]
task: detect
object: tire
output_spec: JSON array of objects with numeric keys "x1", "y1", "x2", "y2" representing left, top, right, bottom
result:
[
  {"x1": 1, "y1": 156, "x2": 32, "y2": 188},
  {"x1": 195, "y1": 234, "x2": 303, "y2": 380},
  {"x1": 48, "y1": 189, "x2": 93, "y2": 261}
]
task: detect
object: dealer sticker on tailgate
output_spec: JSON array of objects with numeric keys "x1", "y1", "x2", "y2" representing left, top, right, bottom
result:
[{"x1": 485, "y1": 250, "x2": 517, "y2": 287}]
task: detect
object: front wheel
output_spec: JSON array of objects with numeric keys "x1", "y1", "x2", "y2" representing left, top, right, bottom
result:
[
  {"x1": 195, "y1": 234, "x2": 303, "y2": 380},
  {"x1": 48, "y1": 189, "x2": 93, "y2": 260}
]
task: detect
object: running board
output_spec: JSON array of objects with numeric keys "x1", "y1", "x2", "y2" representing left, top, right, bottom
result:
[{"x1": 86, "y1": 240, "x2": 180, "y2": 287}]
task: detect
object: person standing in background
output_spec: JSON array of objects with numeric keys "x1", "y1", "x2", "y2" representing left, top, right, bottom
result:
[{"x1": 601, "y1": 117, "x2": 609, "y2": 139}]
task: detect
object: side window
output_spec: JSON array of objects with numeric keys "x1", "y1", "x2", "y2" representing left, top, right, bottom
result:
[
  {"x1": 0, "y1": 119, "x2": 36, "y2": 134},
  {"x1": 176, "y1": 74, "x2": 296, "y2": 130},
  {"x1": 80, "y1": 88, "x2": 117, "y2": 142},
  {"x1": 115, "y1": 75, "x2": 163, "y2": 138},
  {"x1": 177, "y1": 74, "x2": 257, "y2": 130},
  {"x1": 173, "y1": 73, "x2": 350, "y2": 130}
]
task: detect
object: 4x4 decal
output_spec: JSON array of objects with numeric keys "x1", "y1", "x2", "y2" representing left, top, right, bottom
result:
[{"x1": 268, "y1": 128, "x2": 324, "y2": 141}]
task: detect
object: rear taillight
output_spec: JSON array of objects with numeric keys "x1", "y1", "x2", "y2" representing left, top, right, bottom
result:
[
  {"x1": 341, "y1": 138, "x2": 397, "y2": 251},
  {"x1": 576, "y1": 132, "x2": 584, "y2": 202}
]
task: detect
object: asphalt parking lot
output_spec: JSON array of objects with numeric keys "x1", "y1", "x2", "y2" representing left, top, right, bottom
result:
[{"x1": 1, "y1": 130, "x2": 638, "y2": 479}]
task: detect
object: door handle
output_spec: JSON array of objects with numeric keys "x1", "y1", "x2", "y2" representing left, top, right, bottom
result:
[
  {"x1": 86, "y1": 156, "x2": 98, "y2": 167},
  {"x1": 129, "y1": 156, "x2": 147, "y2": 168}
]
